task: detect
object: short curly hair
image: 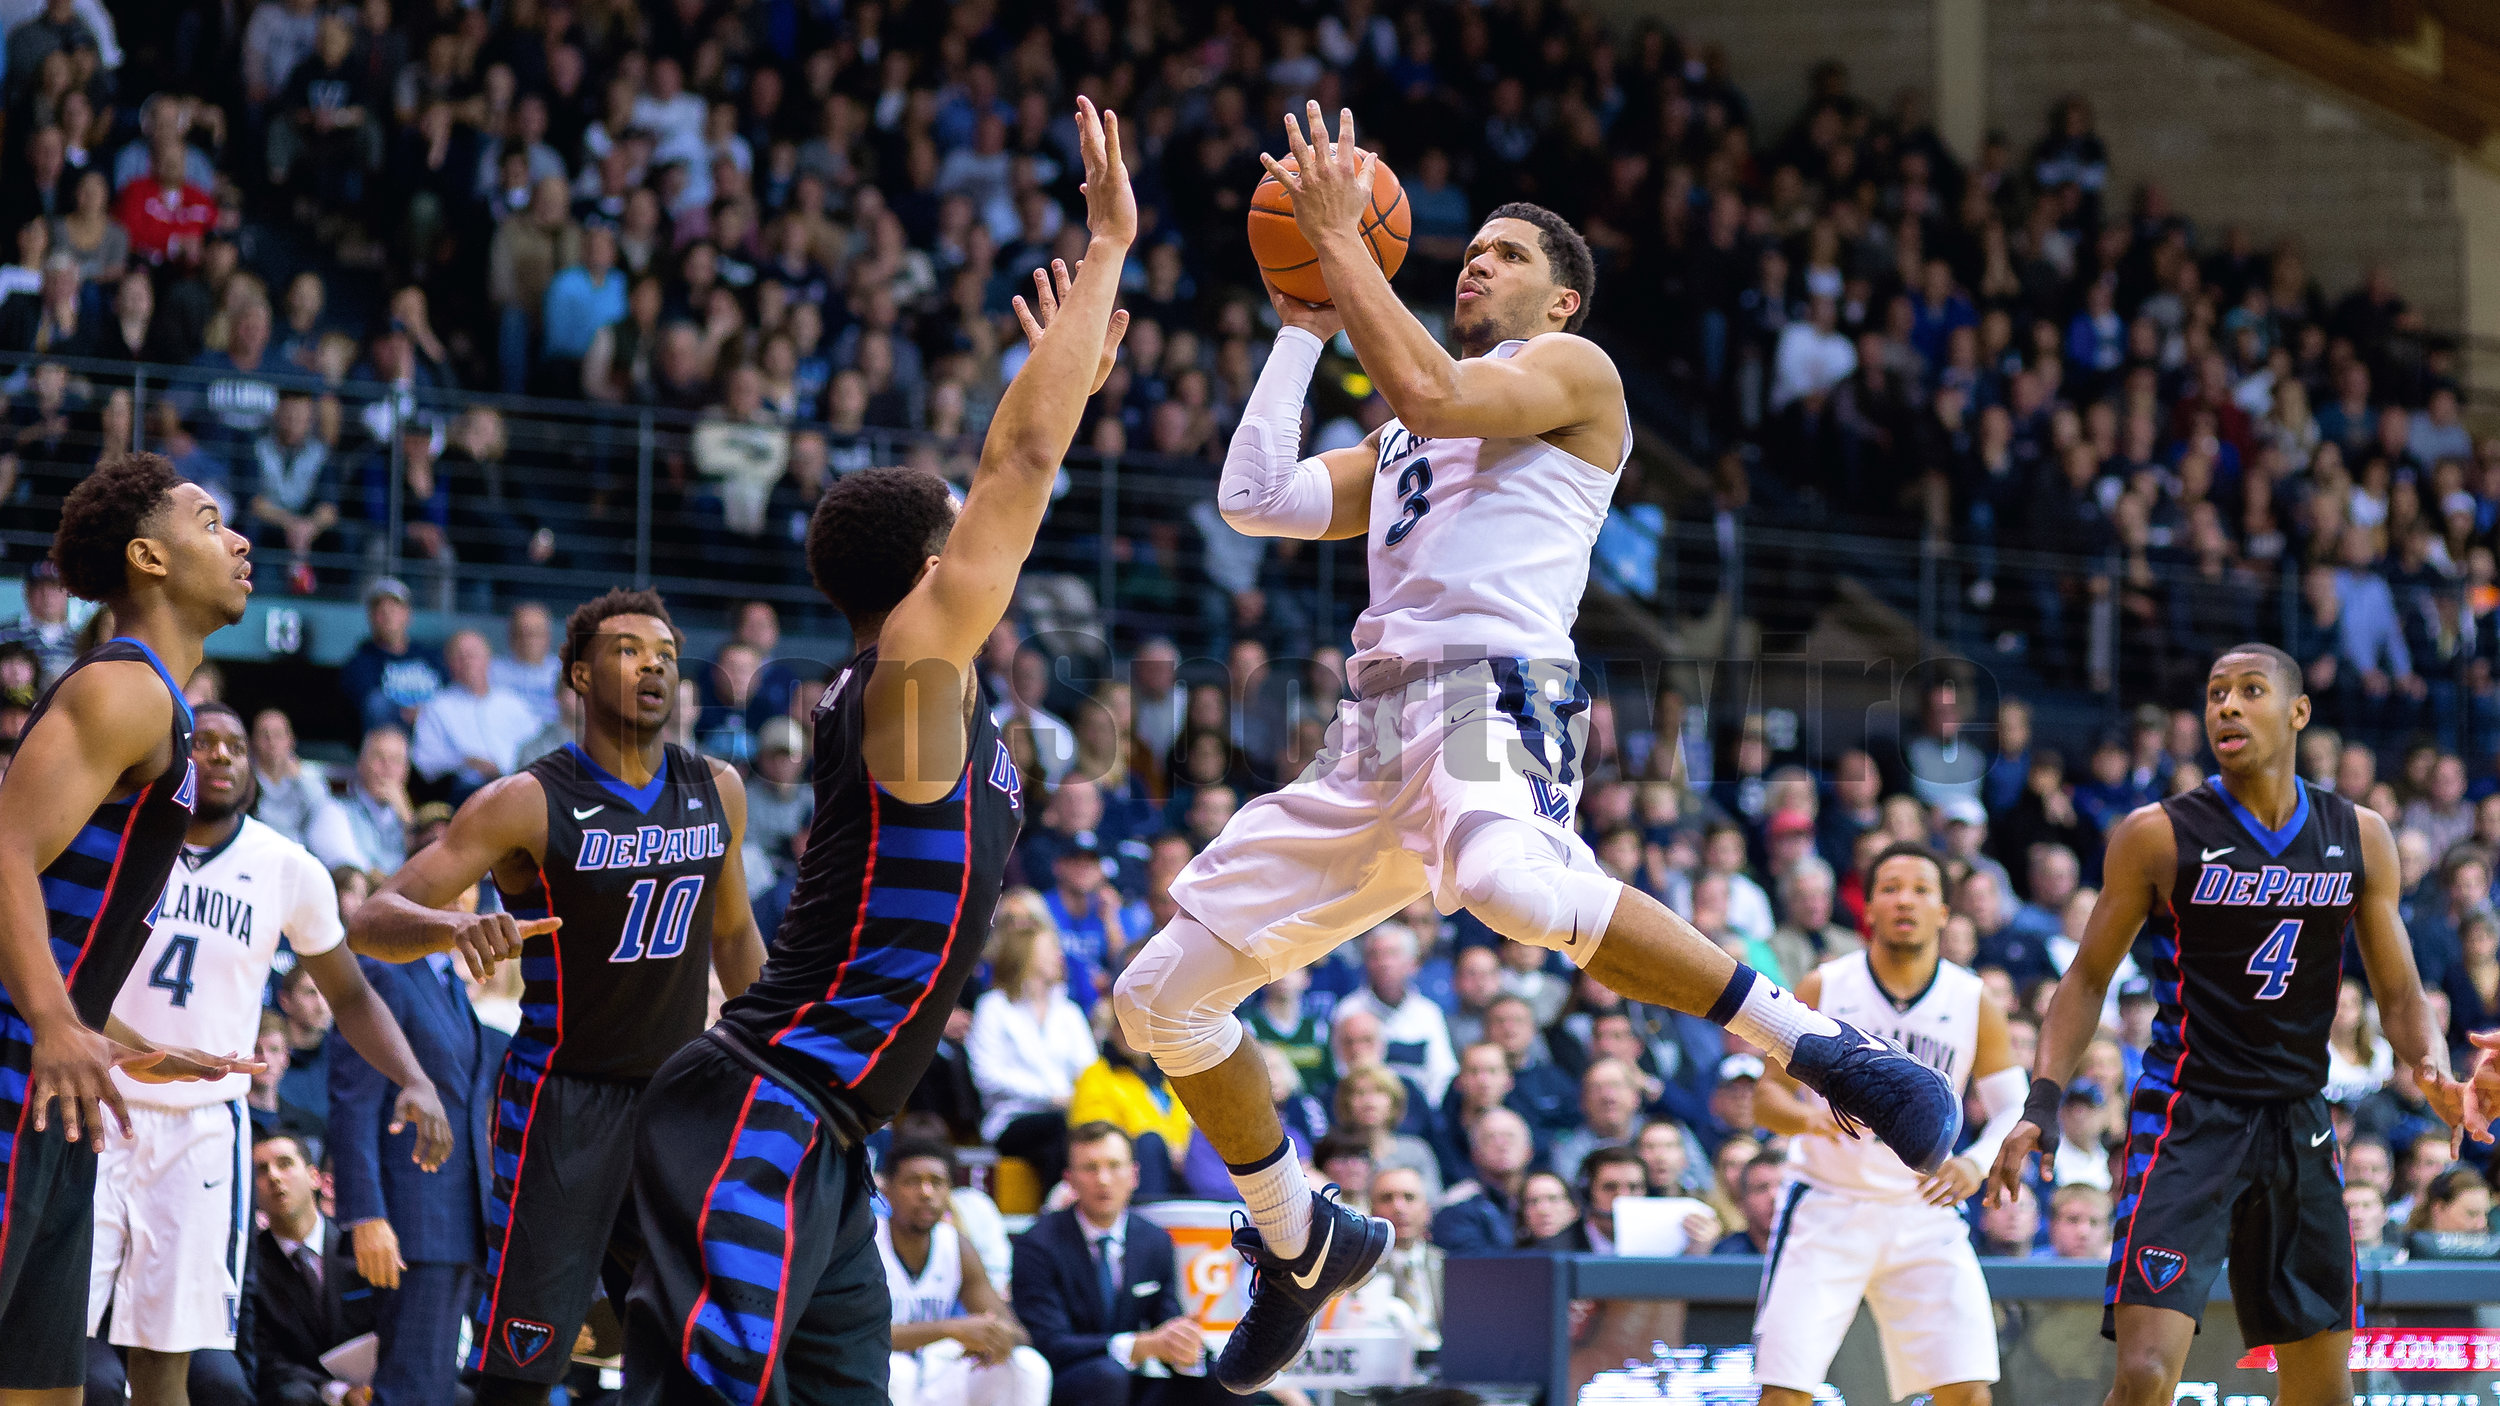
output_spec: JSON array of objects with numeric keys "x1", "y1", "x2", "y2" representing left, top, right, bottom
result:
[
  {"x1": 561, "y1": 588, "x2": 680, "y2": 674},
  {"x1": 53, "y1": 452, "x2": 185, "y2": 603},
  {"x1": 805, "y1": 466, "x2": 956, "y2": 621}
]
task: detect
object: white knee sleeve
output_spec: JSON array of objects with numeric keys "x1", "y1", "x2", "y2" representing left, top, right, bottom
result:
[
  {"x1": 1110, "y1": 919, "x2": 1272, "y2": 1079},
  {"x1": 1448, "y1": 814, "x2": 1622, "y2": 964}
]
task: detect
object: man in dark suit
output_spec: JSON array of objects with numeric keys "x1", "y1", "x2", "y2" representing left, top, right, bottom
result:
[
  {"x1": 252, "y1": 1130, "x2": 379, "y2": 1405},
  {"x1": 1010, "y1": 1123, "x2": 1213, "y2": 1406},
  {"x1": 331, "y1": 951, "x2": 503, "y2": 1406}
]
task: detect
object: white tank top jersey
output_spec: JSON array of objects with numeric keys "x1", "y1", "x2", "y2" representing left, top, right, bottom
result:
[
  {"x1": 112, "y1": 816, "x2": 345, "y2": 1108},
  {"x1": 1788, "y1": 950, "x2": 1984, "y2": 1201},
  {"x1": 1351, "y1": 337, "x2": 1630, "y2": 672},
  {"x1": 879, "y1": 1215, "x2": 965, "y2": 1327}
]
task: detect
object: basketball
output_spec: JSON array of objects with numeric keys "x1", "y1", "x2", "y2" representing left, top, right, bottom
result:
[{"x1": 1247, "y1": 153, "x2": 1410, "y2": 306}]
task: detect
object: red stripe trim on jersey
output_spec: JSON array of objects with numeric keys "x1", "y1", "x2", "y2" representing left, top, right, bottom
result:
[
  {"x1": 0, "y1": 1084, "x2": 34, "y2": 1276},
  {"x1": 769, "y1": 787, "x2": 879, "y2": 1052},
  {"x1": 752, "y1": 1122, "x2": 821, "y2": 1394},
  {"x1": 480, "y1": 864, "x2": 561, "y2": 1355},
  {"x1": 851, "y1": 789, "x2": 975, "y2": 1082},
  {"x1": 680, "y1": 1074, "x2": 765, "y2": 1370},
  {"x1": 61, "y1": 796, "x2": 148, "y2": 990}
]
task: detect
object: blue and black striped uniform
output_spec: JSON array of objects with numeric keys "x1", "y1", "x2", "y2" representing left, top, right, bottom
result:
[
  {"x1": 2105, "y1": 777, "x2": 2362, "y2": 1347},
  {"x1": 626, "y1": 648, "x2": 1020, "y2": 1406},
  {"x1": 0, "y1": 638, "x2": 196, "y2": 1391},
  {"x1": 470, "y1": 742, "x2": 727, "y2": 1382}
]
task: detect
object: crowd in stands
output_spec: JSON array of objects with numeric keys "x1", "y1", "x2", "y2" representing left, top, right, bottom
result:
[{"x1": 4, "y1": 0, "x2": 2500, "y2": 1394}]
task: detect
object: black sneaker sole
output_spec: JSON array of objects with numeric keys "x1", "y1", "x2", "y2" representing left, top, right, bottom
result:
[{"x1": 1214, "y1": 1213, "x2": 1393, "y2": 1395}]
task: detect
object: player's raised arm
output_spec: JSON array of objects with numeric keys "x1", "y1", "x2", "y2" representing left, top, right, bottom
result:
[
  {"x1": 1266, "y1": 101, "x2": 1620, "y2": 447},
  {"x1": 1987, "y1": 803, "x2": 2171, "y2": 1205},
  {"x1": 2350, "y1": 807, "x2": 2477, "y2": 1142},
  {"x1": 705, "y1": 758, "x2": 768, "y2": 999},
  {"x1": 0, "y1": 664, "x2": 181, "y2": 1140},
  {"x1": 1218, "y1": 282, "x2": 1376, "y2": 542},
  {"x1": 866, "y1": 95, "x2": 1132, "y2": 802},
  {"x1": 352, "y1": 773, "x2": 558, "y2": 978}
]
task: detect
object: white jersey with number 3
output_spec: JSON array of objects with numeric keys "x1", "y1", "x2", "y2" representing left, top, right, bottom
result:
[
  {"x1": 1789, "y1": 950, "x2": 1982, "y2": 1201},
  {"x1": 111, "y1": 816, "x2": 344, "y2": 1107},
  {"x1": 1352, "y1": 337, "x2": 1627, "y2": 672}
]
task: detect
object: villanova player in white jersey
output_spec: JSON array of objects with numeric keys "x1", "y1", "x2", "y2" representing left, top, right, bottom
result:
[
  {"x1": 878, "y1": 1140, "x2": 1048, "y2": 1406},
  {"x1": 92, "y1": 702, "x2": 448, "y2": 1405},
  {"x1": 1109, "y1": 101, "x2": 1964, "y2": 1394},
  {"x1": 1752, "y1": 844, "x2": 2023, "y2": 1406}
]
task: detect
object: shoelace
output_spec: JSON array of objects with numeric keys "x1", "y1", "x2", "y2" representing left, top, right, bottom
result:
[{"x1": 1225, "y1": 1185, "x2": 1352, "y2": 1305}]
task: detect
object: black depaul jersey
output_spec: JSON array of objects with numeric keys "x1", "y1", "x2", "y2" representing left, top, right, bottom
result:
[
  {"x1": 716, "y1": 648, "x2": 1022, "y2": 1132},
  {"x1": 2137, "y1": 778, "x2": 2362, "y2": 1103},
  {"x1": 495, "y1": 742, "x2": 728, "y2": 1081}
]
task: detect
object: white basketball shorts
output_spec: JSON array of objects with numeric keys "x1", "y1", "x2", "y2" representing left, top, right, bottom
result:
[
  {"x1": 1167, "y1": 658, "x2": 1597, "y2": 977},
  {"x1": 88, "y1": 1100, "x2": 252, "y2": 1352},
  {"x1": 1753, "y1": 1180, "x2": 2000, "y2": 1399}
]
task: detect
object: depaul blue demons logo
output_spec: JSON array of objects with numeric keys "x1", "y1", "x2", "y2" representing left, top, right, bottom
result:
[
  {"x1": 171, "y1": 759, "x2": 198, "y2": 812},
  {"x1": 503, "y1": 1317, "x2": 555, "y2": 1366},
  {"x1": 990, "y1": 738, "x2": 1022, "y2": 810},
  {"x1": 2137, "y1": 1245, "x2": 2187, "y2": 1293}
]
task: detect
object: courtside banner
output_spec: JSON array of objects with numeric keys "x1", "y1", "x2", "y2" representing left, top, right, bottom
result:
[{"x1": 2238, "y1": 1327, "x2": 2500, "y2": 1372}]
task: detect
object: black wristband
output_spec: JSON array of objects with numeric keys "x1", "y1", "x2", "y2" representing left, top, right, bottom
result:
[{"x1": 2022, "y1": 1076, "x2": 2064, "y2": 1160}]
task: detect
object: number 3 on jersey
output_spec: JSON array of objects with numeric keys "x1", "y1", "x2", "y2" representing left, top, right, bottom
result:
[
  {"x1": 610, "y1": 874, "x2": 704, "y2": 962},
  {"x1": 1383, "y1": 458, "x2": 1432, "y2": 545},
  {"x1": 2247, "y1": 918, "x2": 2300, "y2": 1000}
]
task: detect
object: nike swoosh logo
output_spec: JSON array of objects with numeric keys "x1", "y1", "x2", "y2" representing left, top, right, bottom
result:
[
  {"x1": 572, "y1": 806, "x2": 604, "y2": 820},
  {"x1": 2312, "y1": 1130, "x2": 2332, "y2": 1147},
  {"x1": 202, "y1": 1178, "x2": 225, "y2": 1189},
  {"x1": 2201, "y1": 847, "x2": 2235, "y2": 861},
  {"x1": 1288, "y1": 1221, "x2": 1333, "y2": 1290}
]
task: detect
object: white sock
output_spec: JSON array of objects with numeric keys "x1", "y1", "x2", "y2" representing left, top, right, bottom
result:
[
  {"x1": 1725, "y1": 971, "x2": 1841, "y2": 1066},
  {"x1": 1228, "y1": 1139, "x2": 1314, "y2": 1259}
]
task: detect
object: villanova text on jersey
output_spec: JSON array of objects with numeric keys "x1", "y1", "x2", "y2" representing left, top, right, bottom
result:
[
  {"x1": 2139, "y1": 778, "x2": 2362, "y2": 1102},
  {"x1": 157, "y1": 879, "x2": 259, "y2": 945}
]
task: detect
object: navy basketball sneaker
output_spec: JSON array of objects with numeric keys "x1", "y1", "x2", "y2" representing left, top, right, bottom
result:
[
  {"x1": 1787, "y1": 1020, "x2": 1964, "y2": 1174},
  {"x1": 1214, "y1": 1187, "x2": 1392, "y2": 1394}
]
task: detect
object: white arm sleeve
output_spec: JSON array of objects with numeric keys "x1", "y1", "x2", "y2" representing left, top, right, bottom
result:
[
  {"x1": 1959, "y1": 1066, "x2": 2031, "y2": 1172},
  {"x1": 1218, "y1": 326, "x2": 1336, "y2": 539}
]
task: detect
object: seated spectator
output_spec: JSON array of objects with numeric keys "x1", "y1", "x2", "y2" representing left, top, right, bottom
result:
[
  {"x1": 1979, "y1": 1181, "x2": 2041, "y2": 1256},
  {"x1": 1433, "y1": 1107, "x2": 1535, "y2": 1254},
  {"x1": 1484, "y1": 993, "x2": 1579, "y2": 1135},
  {"x1": 0, "y1": 557, "x2": 76, "y2": 684},
  {"x1": 2052, "y1": 1082, "x2": 2113, "y2": 1190},
  {"x1": 2044, "y1": 1185, "x2": 2113, "y2": 1260},
  {"x1": 1446, "y1": 942, "x2": 1503, "y2": 1052},
  {"x1": 2347, "y1": 1183, "x2": 2399, "y2": 1267},
  {"x1": 693, "y1": 362, "x2": 792, "y2": 541},
  {"x1": 744, "y1": 716, "x2": 813, "y2": 886},
  {"x1": 339, "y1": 724, "x2": 414, "y2": 873},
  {"x1": 247, "y1": 391, "x2": 340, "y2": 586},
  {"x1": 969, "y1": 895, "x2": 1098, "y2": 1188},
  {"x1": 250, "y1": 1130, "x2": 376, "y2": 1406},
  {"x1": 249, "y1": 706, "x2": 360, "y2": 868},
  {"x1": 1549, "y1": 1057, "x2": 1647, "y2": 1182},
  {"x1": 2403, "y1": 1166, "x2": 2499, "y2": 1259},
  {"x1": 1323, "y1": 1006, "x2": 1435, "y2": 1143},
  {"x1": 1330, "y1": 921, "x2": 1458, "y2": 1103},
  {"x1": 115, "y1": 134, "x2": 217, "y2": 266},
  {"x1": 339, "y1": 578, "x2": 443, "y2": 732},
  {"x1": 1332, "y1": 1063, "x2": 1444, "y2": 1204},
  {"x1": 883, "y1": 1138, "x2": 1051, "y2": 1406},
  {"x1": 1768, "y1": 857, "x2": 1853, "y2": 986},
  {"x1": 1636, "y1": 1118, "x2": 1702, "y2": 1197},
  {"x1": 1069, "y1": 1018, "x2": 1194, "y2": 1197},
  {"x1": 409, "y1": 629, "x2": 540, "y2": 800},
  {"x1": 1009, "y1": 1123, "x2": 1211, "y2": 1406},
  {"x1": 1711, "y1": 1158, "x2": 1785, "y2": 1255},
  {"x1": 1041, "y1": 827, "x2": 1146, "y2": 1006},
  {"x1": 0, "y1": 250, "x2": 100, "y2": 355},
  {"x1": 1241, "y1": 964, "x2": 1326, "y2": 1088},
  {"x1": 1519, "y1": 1170, "x2": 1585, "y2": 1250},
  {"x1": 489, "y1": 601, "x2": 561, "y2": 726},
  {"x1": 246, "y1": 1013, "x2": 325, "y2": 1144},
  {"x1": 1578, "y1": 1145, "x2": 1652, "y2": 1255},
  {"x1": 1369, "y1": 1164, "x2": 1444, "y2": 1350},
  {"x1": 1436, "y1": 1041, "x2": 1518, "y2": 1185}
]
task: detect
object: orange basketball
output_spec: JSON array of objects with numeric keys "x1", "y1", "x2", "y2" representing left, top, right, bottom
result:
[{"x1": 1248, "y1": 153, "x2": 1409, "y2": 306}]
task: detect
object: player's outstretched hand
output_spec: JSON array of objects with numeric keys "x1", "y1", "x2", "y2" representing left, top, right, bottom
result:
[
  {"x1": 352, "y1": 1217, "x2": 405, "y2": 1290},
  {"x1": 2463, "y1": 1029, "x2": 2500, "y2": 1141},
  {"x1": 1984, "y1": 1121, "x2": 2042, "y2": 1208},
  {"x1": 27, "y1": 1017, "x2": 143, "y2": 1143},
  {"x1": 2418, "y1": 1059, "x2": 2485, "y2": 1152},
  {"x1": 119, "y1": 1043, "x2": 268, "y2": 1085},
  {"x1": 1012, "y1": 258, "x2": 1130, "y2": 395},
  {"x1": 1268, "y1": 101, "x2": 1374, "y2": 246},
  {"x1": 1918, "y1": 1156, "x2": 1983, "y2": 1209},
  {"x1": 389, "y1": 1079, "x2": 454, "y2": 1171},
  {"x1": 1259, "y1": 271, "x2": 1344, "y2": 344},
  {"x1": 1072, "y1": 94, "x2": 1134, "y2": 249},
  {"x1": 451, "y1": 912, "x2": 559, "y2": 981}
]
